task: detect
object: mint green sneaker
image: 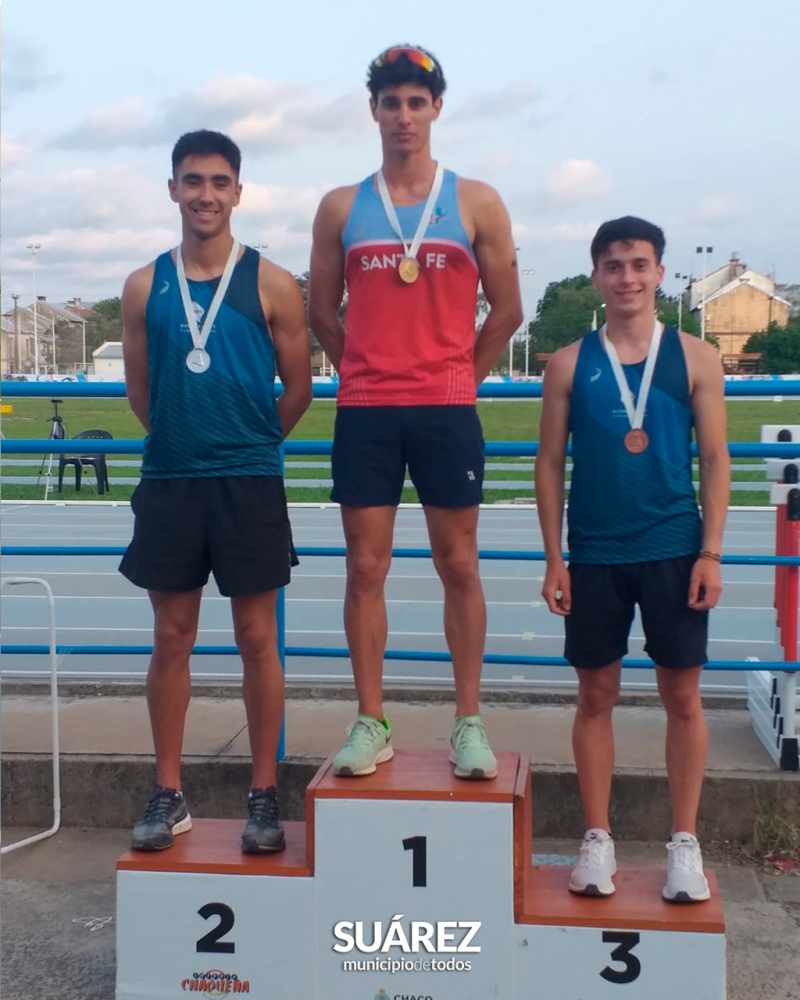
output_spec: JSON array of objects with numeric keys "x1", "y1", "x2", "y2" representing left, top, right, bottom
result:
[
  {"x1": 449, "y1": 715, "x2": 498, "y2": 780},
  {"x1": 333, "y1": 714, "x2": 394, "y2": 776}
]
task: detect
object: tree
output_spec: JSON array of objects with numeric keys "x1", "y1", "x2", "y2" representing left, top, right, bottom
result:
[
  {"x1": 743, "y1": 322, "x2": 800, "y2": 374},
  {"x1": 526, "y1": 275, "x2": 602, "y2": 355},
  {"x1": 84, "y1": 297, "x2": 123, "y2": 355}
]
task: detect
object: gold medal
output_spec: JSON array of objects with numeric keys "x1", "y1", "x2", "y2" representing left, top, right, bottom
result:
[
  {"x1": 624, "y1": 429, "x2": 649, "y2": 453},
  {"x1": 398, "y1": 257, "x2": 420, "y2": 284}
]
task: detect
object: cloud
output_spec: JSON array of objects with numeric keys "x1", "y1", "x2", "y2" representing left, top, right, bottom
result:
[
  {"x1": 2, "y1": 35, "x2": 60, "y2": 96},
  {"x1": 50, "y1": 76, "x2": 369, "y2": 153},
  {"x1": 0, "y1": 135, "x2": 32, "y2": 169},
  {"x1": 691, "y1": 193, "x2": 747, "y2": 226},
  {"x1": 513, "y1": 220, "x2": 599, "y2": 247},
  {"x1": 542, "y1": 159, "x2": 611, "y2": 205},
  {"x1": 448, "y1": 82, "x2": 544, "y2": 123}
]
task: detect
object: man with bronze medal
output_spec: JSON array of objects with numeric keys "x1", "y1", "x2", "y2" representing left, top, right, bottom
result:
[
  {"x1": 309, "y1": 46, "x2": 522, "y2": 780},
  {"x1": 120, "y1": 130, "x2": 311, "y2": 854},
  {"x1": 536, "y1": 217, "x2": 730, "y2": 902}
]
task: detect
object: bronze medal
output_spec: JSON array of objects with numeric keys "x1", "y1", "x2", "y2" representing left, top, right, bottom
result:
[
  {"x1": 624, "y1": 429, "x2": 649, "y2": 453},
  {"x1": 398, "y1": 256, "x2": 420, "y2": 284}
]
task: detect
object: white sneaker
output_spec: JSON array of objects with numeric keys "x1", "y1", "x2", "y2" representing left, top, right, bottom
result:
[
  {"x1": 662, "y1": 832, "x2": 711, "y2": 903},
  {"x1": 569, "y1": 828, "x2": 617, "y2": 896}
]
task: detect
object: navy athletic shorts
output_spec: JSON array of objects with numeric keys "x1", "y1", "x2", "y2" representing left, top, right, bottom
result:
[
  {"x1": 331, "y1": 405, "x2": 484, "y2": 508},
  {"x1": 564, "y1": 555, "x2": 708, "y2": 670},
  {"x1": 119, "y1": 476, "x2": 298, "y2": 597}
]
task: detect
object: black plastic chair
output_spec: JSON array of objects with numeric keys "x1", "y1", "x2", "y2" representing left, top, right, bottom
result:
[{"x1": 58, "y1": 430, "x2": 113, "y2": 495}]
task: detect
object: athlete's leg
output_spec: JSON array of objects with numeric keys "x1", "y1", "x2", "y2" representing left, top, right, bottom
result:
[
  {"x1": 424, "y1": 505, "x2": 485, "y2": 717},
  {"x1": 231, "y1": 591, "x2": 283, "y2": 790},
  {"x1": 655, "y1": 665, "x2": 707, "y2": 835},
  {"x1": 573, "y1": 661, "x2": 622, "y2": 832},
  {"x1": 147, "y1": 588, "x2": 203, "y2": 789},
  {"x1": 341, "y1": 504, "x2": 398, "y2": 720}
]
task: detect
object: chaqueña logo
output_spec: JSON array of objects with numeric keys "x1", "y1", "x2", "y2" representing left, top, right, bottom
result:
[
  {"x1": 180, "y1": 970, "x2": 250, "y2": 995},
  {"x1": 333, "y1": 915, "x2": 481, "y2": 954}
]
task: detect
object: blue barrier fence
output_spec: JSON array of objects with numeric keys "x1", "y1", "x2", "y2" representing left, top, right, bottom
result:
[{"x1": 2, "y1": 379, "x2": 799, "y2": 677}]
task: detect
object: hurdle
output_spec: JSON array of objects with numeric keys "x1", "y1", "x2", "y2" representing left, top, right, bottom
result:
[{"x1": 747, "y1": 425, "x2": 800, "y2": 771}]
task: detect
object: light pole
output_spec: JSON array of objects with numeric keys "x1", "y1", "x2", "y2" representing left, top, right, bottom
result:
[
  {"x1": 521, "y1": 268, "x2": 535, "y2": 377},
  {"x1": 80, "y1": 317, "x2": 87, "y2": 374},
  {"x1": 675, "y1": 272, "x2": 689, "y2": 332},
  {"x1": 26, "y1": 243, "x2": 42, "y2": 374},
  {"x1": 254, "y1": 242, "x2": 269, "y2": 255},
  {"x1": 695, "y1": 246, "x2": 713, "y2": 340},
  {"x1": 11, "y1": 293, "x2": 21, "y2": 371}
]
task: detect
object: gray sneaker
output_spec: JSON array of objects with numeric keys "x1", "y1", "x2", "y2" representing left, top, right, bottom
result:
[
  {"x1": 131, "y1": 786, "x2": 192, "y2": 851},
  {"x1": 241, "y1": 786, "x2": 286, "y2": 854}
]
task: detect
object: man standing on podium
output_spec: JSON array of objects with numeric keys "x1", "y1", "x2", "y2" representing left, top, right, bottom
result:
[
  {"x1": 120, "y1": 130, "x2": 311, "y2": 853},
  {"x1": 536, "y1": 217, "x2": 730, "y2": 901},
  {"x1": 309, "y1": 46, "x2": 522, "y2": 779}
]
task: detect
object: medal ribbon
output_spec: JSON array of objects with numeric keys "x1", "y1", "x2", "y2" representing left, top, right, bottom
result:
[
  {"x1": 376, "y1": 163, "x2": 444, "y2": 263},
  {"x1": 599, "y1": 320, "x2": 662, "y2": 432},
  {"x1": 176, "y1": 239, "x2": 240, "y2": 355}
]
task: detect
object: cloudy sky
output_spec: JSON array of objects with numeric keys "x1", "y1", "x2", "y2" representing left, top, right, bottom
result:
[{"x1": 3, "y1": 0, "x2": 799, "y2": 321}]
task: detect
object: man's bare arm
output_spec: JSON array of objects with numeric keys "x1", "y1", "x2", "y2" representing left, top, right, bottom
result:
[
  {"x1": 121, "y1": 265, "x2": 154, "y2": 432},
  {"x1": 685, "y1": 334, "x2": 730, "y2": 609},
  {"x1": 263, "y1": 263, "x2": 313, "y2": 439},
  {"x1": 466, "y1": 181, "x2": 523, "y2": 385},
  {"x1": 308, "y1": 188, "x2": 354, "y2": 372},
  {"x1": 535, "y1": 346, "x2": 577, "y2": 614}
]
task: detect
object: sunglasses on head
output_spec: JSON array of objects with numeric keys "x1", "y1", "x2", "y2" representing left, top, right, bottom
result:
[{"x1": 374, "y1": 46, "x2": 436, "y2": 73}]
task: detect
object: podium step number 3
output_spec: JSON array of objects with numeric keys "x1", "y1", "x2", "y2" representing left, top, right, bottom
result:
[{"x1": 116, "y1": 751, "x2": 726, "y2": 999}]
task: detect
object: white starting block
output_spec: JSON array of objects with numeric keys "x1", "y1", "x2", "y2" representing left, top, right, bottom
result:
[{"x1": 116, "y1": 751, "x2": 726, "y2": 998}]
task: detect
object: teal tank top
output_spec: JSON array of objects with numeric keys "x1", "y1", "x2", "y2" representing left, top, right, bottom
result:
[
  {"x1": 141, "y1": 246, "x2": 282, "y2": 478},
  {"x1": 566, "y1": 326, "x2": 702, "y2": 563}
]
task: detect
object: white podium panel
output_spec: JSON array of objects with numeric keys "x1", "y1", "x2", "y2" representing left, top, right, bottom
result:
[
  {"x1": 515, "y1": 865, "x2": 726, "y2": 1000},
  {"x1": 314, "y1": 798, "x2": 515, "y2": 998},
  {"x1": 515, "y1": 925, "x2": 725, "y2": 999},
  {"x1": 116, "y1": 820, "x2": 314, "y2": 999}
]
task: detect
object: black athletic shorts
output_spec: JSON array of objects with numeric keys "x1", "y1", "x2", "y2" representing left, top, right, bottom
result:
[
  {"x1": 331, "y1": 405, "x2": 484, "y2": 507},
  {"x1": 119, "y1": 476, "x2": 298, "y2": 597},
  {"x1": 564, "y1": 555, "x2": 708, "y2": 670}
]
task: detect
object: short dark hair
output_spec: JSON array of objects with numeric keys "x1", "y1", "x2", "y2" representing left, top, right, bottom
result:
[
  {"x1": 590, "y1": 216, "x2": 666, "y2": 266},
  {"x1": 367, "y1": 44, "x2": 446, "y2": 101},
  {"x1": 171, "y1": 130, "x2": 242, "y2": 178}
]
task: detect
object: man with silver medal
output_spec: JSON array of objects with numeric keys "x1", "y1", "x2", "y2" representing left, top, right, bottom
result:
[
  {"x1": 536, "y1": 217, "x2": 730, "y2": 903},
  {"x1": 120, "y1": 129, "x2": 311, "y2": 856},
  {"x1": 309, "y1": 46, "x2": 522, "y2": 782}
]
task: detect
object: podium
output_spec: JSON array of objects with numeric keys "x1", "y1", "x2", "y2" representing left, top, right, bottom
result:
[{"x1": 116, "y1": 751, "x2": 726, "y2": 998}]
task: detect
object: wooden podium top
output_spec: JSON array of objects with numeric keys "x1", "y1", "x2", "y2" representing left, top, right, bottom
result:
[
  {"x1": 519, "y1": 865, "x2": 725, "y2": 934},
  {"x1": 117, "y1": 819, "x2": 311, "y2": 877},
  {"x1": 310, "y1": 748, "x2": 523, "y2": 803}
]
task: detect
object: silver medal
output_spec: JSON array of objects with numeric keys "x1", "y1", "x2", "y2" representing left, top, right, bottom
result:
[{"x1": 186, "y1": 347, "x2": 211, "y2": 373}]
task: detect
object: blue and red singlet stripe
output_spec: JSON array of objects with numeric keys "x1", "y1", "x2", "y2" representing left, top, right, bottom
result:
[{"x1": 340, "y1": 169, "x2": 479, "y2": 406}]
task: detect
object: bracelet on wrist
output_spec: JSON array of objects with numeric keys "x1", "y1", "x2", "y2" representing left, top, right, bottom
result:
[{"x1": 698, "y1": 550, "x2": 722, "y2": 562}]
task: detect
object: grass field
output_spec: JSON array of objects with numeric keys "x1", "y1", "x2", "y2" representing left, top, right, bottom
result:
[{"x1": 1, "y1": 396, "x2": 798, "y2": 505}]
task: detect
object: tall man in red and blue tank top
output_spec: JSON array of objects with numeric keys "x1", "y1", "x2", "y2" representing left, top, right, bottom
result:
[
  {"x1": 536, "y1": 217, "x2": 730, "y2": 902},
  {"x1": 309, "y1": 46, "x2": 522, "y2": 780},
  {"x1": 120, "y1": 130, "x2": 311, "y2": 853}
]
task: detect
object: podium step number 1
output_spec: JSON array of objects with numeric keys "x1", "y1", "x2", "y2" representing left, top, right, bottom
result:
[{"x1": 116, "y1": 751, "x2": 726, "y2": 998}]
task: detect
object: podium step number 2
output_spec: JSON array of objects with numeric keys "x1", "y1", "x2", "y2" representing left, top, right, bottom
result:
[{"x1": 116, "y1": 751, "x2": 726, "y2": 999}]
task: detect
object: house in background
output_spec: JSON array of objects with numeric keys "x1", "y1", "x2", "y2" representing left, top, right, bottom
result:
[
  {"x1": 92, "y1": 341, "x2": 125, "y2": 378},
  {"x1": 684, "y1": 254, "x2": 791, "y2": 356}
]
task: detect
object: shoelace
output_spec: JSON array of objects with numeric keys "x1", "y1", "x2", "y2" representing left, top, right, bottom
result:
[
  {"x1": 454, "y1": 719, "x2": 490, "y2": 750},
  {"x1": 143, "y1": 790, "x2": 179, "y2": 823},
  {"x1": 248, "y1": 791, "x2": 279, "y2": 824},
  {"x1": 346, "y1": 718, "x2": 384, "y2": 744},
  {"x1": 581, "y1": 835, "x2": 612, "y2": 867},
  {"x1": 666, "y1": 839, "x2": 702, "y2": 873}
]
